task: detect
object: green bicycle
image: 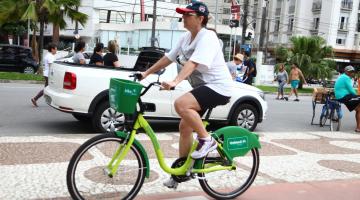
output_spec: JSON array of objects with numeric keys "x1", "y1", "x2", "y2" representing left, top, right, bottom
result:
[{"x1": 67, "y1": 75, "x2": 261, "y2": 200}]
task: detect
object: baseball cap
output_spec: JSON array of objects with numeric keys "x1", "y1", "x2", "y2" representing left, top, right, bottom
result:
[
  {"x1": 345, "y1": 65, "x2": 355, "y2": 72},
  {"x1": 234, "y1": 53, "x2": 244, "y2": 61},
  {"x1": 176, "y1": 1, "x2": 209, "y2": 16}
]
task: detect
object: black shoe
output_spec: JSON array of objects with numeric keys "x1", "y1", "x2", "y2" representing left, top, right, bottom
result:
[
  {"x1": 294, "y1": 99, "x2": 300, "y2": 102},
  {"x1": 284, "y1": 97, "x2": 288, "y2": 101}
]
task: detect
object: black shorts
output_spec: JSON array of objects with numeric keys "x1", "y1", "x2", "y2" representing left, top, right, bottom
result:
[
  {"x1": 190, "y1": 86, "x2": 230, "y2": 116},
  {"x1": 338, "y1": 94, "x2": 360, "y2": 112}
]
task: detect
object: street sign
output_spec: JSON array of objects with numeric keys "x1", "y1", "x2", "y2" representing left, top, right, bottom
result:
[
  {"x1": 231, "y1": 5, "x2": 240, "y2": 13},
  {"x1": 229, "y1": 20, "x2": 239, "y2": 28}
]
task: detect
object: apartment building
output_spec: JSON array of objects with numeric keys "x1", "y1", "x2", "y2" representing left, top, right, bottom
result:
[{"x1": 261, "y1": 0, "x2": 360, "y2": 60}]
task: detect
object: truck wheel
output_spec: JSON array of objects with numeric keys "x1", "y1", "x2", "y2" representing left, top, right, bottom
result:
[
  {"x1": 230, "y1": 103, "x2": 259, "y2": 131},
  {"x1": 72, "y1": 113, "x2": 91, "y2": 122},
  {"x1": 92, "y1": 100, "x2": 125, "y2": 133}
]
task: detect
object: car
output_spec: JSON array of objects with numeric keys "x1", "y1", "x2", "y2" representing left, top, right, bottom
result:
[
  {"x1": 0, "y1": 44, "x2": 39, "y2": 74},
  {"x1": 56, "y1": 51, "x2": 93, "y2": 64},
  {"x1": 45, "y1": 48, "x2": 267, "y2": 133}
]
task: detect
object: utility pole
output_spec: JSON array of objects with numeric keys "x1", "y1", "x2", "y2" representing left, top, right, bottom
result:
[
  {"x1": 151, "y1": 0, "x2": 157, "y2": 47},
  {"x1": 215, "y1": 0, "x2": 219, "y2": 30},
  {"x1": 241, "y1": 0, "x2": 249, "y2": 45},
  {"x1": 259, "y1": 0, "x2": 268, "y2": 51},
  {"x1": 264, "y1": 8, "x2": 270, "y2": 63}
]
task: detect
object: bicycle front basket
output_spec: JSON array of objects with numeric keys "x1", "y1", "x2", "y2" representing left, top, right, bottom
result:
[{"x1": 109, "y1": 78, "x2": 143, "y2": 114}]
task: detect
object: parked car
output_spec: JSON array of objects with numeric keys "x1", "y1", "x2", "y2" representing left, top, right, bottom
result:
[
  {"x1": 0, "y1": 44, "x2": 39, "y2": 74},
  {"x1": 45, "y1": 48, "x2": 267, "y2": 133},
  {"x1": 56, "y1": 51, "x2": 93, "y2": 64}
]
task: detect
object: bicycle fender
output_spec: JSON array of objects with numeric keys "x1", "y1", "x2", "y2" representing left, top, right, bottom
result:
[
  {"x1": 212, "y1": 126, "x2": 261, "y2": 159},
  {"x1": 116, "y1": 131, "x2": 150, "y2": 178}
]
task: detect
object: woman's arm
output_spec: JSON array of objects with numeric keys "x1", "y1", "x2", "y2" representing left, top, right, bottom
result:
[
  {"x1": 95, "y1": 61, "x2": 103, "y2": 66},
  {"x1": 143, "y1": 56, "x2": 172, "y2": 77},
  {"x1": 113, "y1": 60, "x2": 121, "y2": 68}
]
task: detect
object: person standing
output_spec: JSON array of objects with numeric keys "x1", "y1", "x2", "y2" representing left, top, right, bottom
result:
[
  {"x1": 335, "y1": 66, "x2": 360, "y2": 132},
  {"x1": 31, "y1": 43, "x2": 57, "y2": 107},
  {"x1": 72, "y1": 41, "x2": 86, "y2": 64},
  {"x1": 89, "y1": 43, "x2": 104, "y2": 66},
  {"x1": 284, "y1": 63, "x2": 307, "y2": 101},
  {"x1": 227, "y1": 53, "x2": 244, "y2": 80},
  {"x1": 274, "y1": 63, "x2": 288, "y2": 100},
  {"x1": 242, "y1": 51, "x2": 256, "y2": 85}
]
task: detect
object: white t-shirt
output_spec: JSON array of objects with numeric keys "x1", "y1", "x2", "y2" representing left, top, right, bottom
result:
[
  {"x1": 43, "y1": 53, "x2": 55, "y2": 77},
  {"x1": 166, "y1": 28, "x2": 233, "y2": 97}
]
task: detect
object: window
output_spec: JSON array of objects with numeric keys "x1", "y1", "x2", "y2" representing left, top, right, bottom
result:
[
  {"x1": 274, "y1": 18, "x2": 280, "y2": 32},
  {"x1": 99, "y1": 10, "x2": 126, "y2": 24},
  {"x1": 336, "y1": 38, "x2": 346, "y2": 45},
  {"x1": 314, "y1": 17, "x2": 320, "y2": 30},
  {"x1": 224, "y1": 0, "x2": 232, "y2": 3},
  {"x1": 288, "y1": 18, "x2": 294, "y2": 32},
  {"x1": 339, "y1": 16, "x2": 349, "y2": 30},
  {"x1": 222, "y1": 19, "x2": 230, "y2": 25},
  {"x1": 223, "y1": 8, "x2": 230, "y2": 14}
]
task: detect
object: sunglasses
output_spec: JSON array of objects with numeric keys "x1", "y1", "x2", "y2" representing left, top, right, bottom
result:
[{"x1": 183, "y1": 12, "x2": 198, "y2": 16}]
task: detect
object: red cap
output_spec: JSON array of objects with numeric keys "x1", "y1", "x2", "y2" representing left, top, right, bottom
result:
[{"x1": 176, "y1": 7, "x2": 196, "y2": 14}]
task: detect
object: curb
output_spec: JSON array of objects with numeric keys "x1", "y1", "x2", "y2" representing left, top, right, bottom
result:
[{"x1": 0, "y1": 79, "x2": 44, "y2": 84}]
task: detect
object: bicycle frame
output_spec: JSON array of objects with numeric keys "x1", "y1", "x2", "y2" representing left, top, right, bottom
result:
[{"x1": 106, "y1": 114, "x2": 234, "y2": 177}]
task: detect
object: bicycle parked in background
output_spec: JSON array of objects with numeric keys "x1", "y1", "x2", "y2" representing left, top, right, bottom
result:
[
  {"x1": 66, "y1": 73, "x2": 261, "y2": 200},
  {"x1": 311, "y1": 82, "x2": 343, "y2": 131}
]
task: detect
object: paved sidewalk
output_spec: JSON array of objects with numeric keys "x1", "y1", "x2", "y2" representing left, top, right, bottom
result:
[
  {"x1": 0, "y1": 131, "x2": 360, "y2": 199},
  {"x1": 138, "y1": 179, "x2": 360, "y2": 200}
]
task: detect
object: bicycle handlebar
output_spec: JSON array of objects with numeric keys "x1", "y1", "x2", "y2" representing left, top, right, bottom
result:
[{"x1": 129, "y1": 73, "x2": 175, "y2": 97}]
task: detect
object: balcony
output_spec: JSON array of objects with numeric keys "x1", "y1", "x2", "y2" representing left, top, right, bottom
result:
[
  {"x1": 312, "y1": 2, "x2": 322, "y2": 12},
  {"x1": 310, "y1": 23, "x2": 319, "y2": 35},
  {"x1": 275, "y1": 8, "x2": 281, "y2": 16},
  {"x1": 341, "y1": 1, "x2": 353, "y2": 11},
  {"x1": 288, "y1": 6, "x2": 295, "y2": 14},
  {"x1": 338, "y1": 23, "x2": 349, "y2": 32}
]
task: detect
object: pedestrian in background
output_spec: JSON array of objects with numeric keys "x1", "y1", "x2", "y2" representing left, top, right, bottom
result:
[
  {"x1": 72, "y1": 41, "x2": 86, "y2": 64},
  {"x1": 103, "y1": 40, "x2": 121, "y2": 67},
  {"x1": 89, "y1": 43, "x2": 104, "y2": 66},
  {"x1": 284, "y1": 63, "x2": 307, "y2": 101},
  {"x1": 31, "y1": 43, "x2": 57, "y2": 107},
  {"x1": 274, "y1": 63, "x2": 288, "y2": 100},
  {"x1": 227, "y1": 53, "x2": 244, "y2": 80},
  {"x1": 242, "y1": 51, "x2": 256, "y2": 85}
]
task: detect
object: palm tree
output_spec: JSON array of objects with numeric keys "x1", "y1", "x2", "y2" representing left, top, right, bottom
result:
[
  {"x1": 275, "y1": 36, "x2": 334, "y2": 88},
  {"x1": 0, "y1": 0, "x2": 87, "y2": 63}
]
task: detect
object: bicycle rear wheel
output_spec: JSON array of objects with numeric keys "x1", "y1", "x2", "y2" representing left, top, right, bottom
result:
[
  {"x1": 198, "y1": 148, "x2": 260, "y2": 199},
  {"x1": 330, "y1": 109, "x2": 341, "y2": 131},
  {"x1": 67, "y1": 134, "x2": 146, "y2": 200}
]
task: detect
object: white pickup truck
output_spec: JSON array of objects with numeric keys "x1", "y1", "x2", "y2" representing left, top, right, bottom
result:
[{"x1": 44, "y1": 48, "x2": 267, "y2": 133}]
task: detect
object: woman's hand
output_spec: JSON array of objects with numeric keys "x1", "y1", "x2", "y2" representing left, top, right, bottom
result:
[
  {"x1": 161, "y1": 81, "x2": 177, "y2": 90},
  {"x1": 140, "y1": 71, "x2": 148, "y2": 80}
]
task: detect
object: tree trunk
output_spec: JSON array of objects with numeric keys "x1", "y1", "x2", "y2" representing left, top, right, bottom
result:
[
  {"x1": 52, "y1": 24, "x2": 60, "y2": 45},
  {"x1": 38, "y1": 20, "x2": 45, "y2": 66},
  {"x1": 31, "y1": 30, "x2": 39, "y2": 63}
]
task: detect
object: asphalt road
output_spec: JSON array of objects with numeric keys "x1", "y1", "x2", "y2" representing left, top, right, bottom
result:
[{"x1": 0, "y1": 82, "x2": 356, "y2": 136}]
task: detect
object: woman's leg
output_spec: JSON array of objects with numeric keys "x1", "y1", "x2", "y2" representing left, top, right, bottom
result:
[
  {"x1": 178, "y1": 119, "x2": 194, "y2": 157},
  {"x1": 174, "y1": 93, "x2": 208, "y2": 138}
]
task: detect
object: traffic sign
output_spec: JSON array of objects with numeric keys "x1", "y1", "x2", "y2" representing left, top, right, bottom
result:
[
  {"x1": 231, "y1": 5, "x2": 240, "y2": 13},
  {"x1": 229, "y1": 20, "x2": 239, "y2": 28}
]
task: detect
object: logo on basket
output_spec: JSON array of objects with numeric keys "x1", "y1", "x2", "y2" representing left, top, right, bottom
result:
[
  {"x1": 124, "y1": 88, "x2": 138, "y2": 96},
  {"x1": 227, "y1": 137, "x2": 248, "y2": 150}
]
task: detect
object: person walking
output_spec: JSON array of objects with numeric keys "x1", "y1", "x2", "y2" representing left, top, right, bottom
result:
[
  {"x1": 274, "y1": 63, "x2": 288, "y2": 100},
  {"x1": 31, "y1": 43, "x2": 57, "y2": 107},
  {"x1": 242, "y1": 51, "x2": 256, "y2": 85},
  {"x1": 284, "y1": 63, "x2": 307, "y2": 101}
]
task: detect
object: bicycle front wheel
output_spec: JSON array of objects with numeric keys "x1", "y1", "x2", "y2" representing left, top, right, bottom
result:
[
  {"x1": 330, "y1": 109, "x2": 341, "y2": 131},
  {"x1": 67, "y1": 134, "x2": 146, "y2": 200},
  {"x1": 198, "y1": 148, "x2": 260, "y2": 199}
]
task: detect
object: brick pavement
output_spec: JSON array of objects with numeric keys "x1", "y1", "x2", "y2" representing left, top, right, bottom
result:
[{"x1": 0, "y1": 131, "x2": 360, "y2": 199}]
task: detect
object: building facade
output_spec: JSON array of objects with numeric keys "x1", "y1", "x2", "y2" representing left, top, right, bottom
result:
[{"x1": 261, "y1": 0, "x2": 360, "y2": 60}]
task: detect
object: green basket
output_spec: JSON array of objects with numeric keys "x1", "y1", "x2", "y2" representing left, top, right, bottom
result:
[{"x1": 109, "y1": 78, "x2": 144, "y2": 114}]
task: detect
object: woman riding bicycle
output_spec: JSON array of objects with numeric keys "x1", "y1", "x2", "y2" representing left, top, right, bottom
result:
[{"x1": 140, "y1": 1, "x2": 233, "y2": 187}]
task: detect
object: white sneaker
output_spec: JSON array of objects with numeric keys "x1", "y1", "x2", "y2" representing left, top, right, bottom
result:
[
  {"x1": 191, "y1": 137, "x2": 217, "y2": 159},
  {"x1": 163, "y1": 177, "x2": 178, "y2": 189}
]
